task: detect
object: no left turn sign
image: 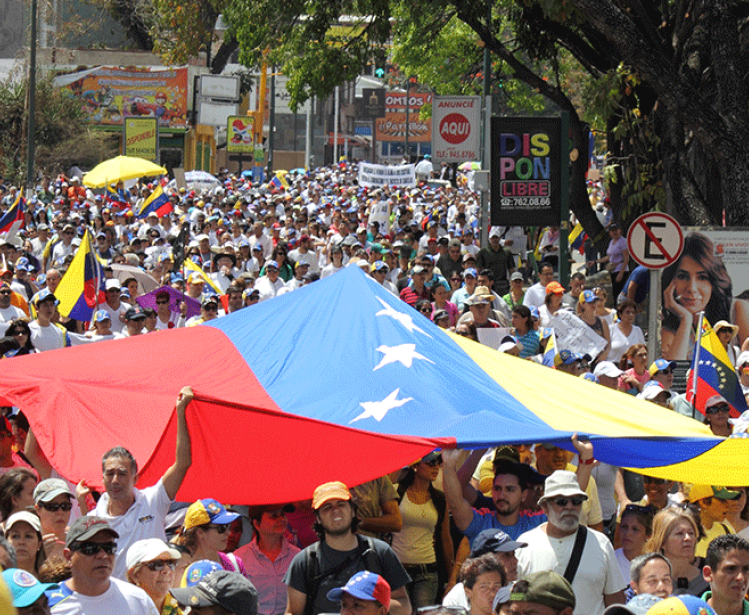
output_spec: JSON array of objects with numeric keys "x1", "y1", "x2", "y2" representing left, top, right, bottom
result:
[{"x1": 627, "y1": 212, "x2": 684, "y2": 270}]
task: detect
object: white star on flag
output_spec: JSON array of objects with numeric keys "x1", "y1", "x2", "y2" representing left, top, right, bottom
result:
[
  {"x1": 375, "y1": 298, "x2": 432, "y2": 337},
  {"x1": 350, "y1": 388, "x2": 414, "y2": 423},
  {"x1": 373, "y1": 344, "x2": 434, "y2": 371}
]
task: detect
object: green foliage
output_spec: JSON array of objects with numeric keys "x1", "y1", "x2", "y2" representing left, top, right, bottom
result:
[{"x1": 0, "y1": 74, "x2": 114, "y2": 185}]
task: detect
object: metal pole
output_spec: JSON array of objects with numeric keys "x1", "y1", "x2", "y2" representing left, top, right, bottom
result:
[
  {"x1": 305, "y1": 98, "x2": 312, "y2": 169},
  {"x1": 26, "y1": 0, "x2": 37, "y2": 196},
  {"x1": 480, "y1": 0, "x2": 491, "y2": 167},
  {"x1": 559, "y1": 111, "x2": 570, "y2": 287},
  {"x1": 648, "y1": 268, "x2": 662, "y2": 362},
  {"x1": 334, "y1": 86, "x2": 340, "y2": 164},
  {"x1": 267, "y1": 66, "x2": 275, "y2": 175},
  {"x1": 404, "y1": 85, "x2": 410, "y2": 161}
]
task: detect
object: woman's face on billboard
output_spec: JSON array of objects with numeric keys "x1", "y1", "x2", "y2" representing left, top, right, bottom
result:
[{"x1": 673, "y1": 255, "x2": 712, "y2": 313}]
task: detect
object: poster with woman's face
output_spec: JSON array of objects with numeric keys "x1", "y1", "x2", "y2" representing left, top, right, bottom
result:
[{"x1": 661, "y1": 229, "x2": 749, "y2": 360}]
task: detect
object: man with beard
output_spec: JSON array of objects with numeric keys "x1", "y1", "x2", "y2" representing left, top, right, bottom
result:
[
  {"x1": 283, "y1": 481, "x2": 411, "y2": 615},
  {"x1": 516, "y1": 471, "x2": 625, "y2": 615},
  {"x1": 442, "y1": 450, "x2": 547, "y2": 543}
]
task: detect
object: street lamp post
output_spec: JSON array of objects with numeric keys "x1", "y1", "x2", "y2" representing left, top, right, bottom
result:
[{"x1": 26, "y1": 0, "x2": 37, "y2": 196}]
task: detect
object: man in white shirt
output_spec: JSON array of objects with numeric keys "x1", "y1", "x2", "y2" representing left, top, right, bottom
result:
[
  {"x1": 91, "y1": 386, "x2": 194, "y2": 579},
  {"x1": 516, "y1": 471, "x2": 625, "y2": 615},
  {"x1": 522, "y1": 262, "x2": 555, "y2": 310},
  {"x1": 99, "y1": 279, "x2": 128, "y2": 333},
  {"x1": 0, "y1": 282, "x2": 25, "y2": 323},
  {"x1": 50, "y1": 516, "x2": 158, "y2": 614},
  {"x1": 29, "y1": 290, "x2": 68, "y2": 352},
  {"x1": 254, "y1": 260, "x2": 285, "y2": 302}
]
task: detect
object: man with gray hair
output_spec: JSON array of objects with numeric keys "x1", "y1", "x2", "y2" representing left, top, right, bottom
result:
[
  {"x1": 516, "y1": 470, "x2": 625, "y2": 615},
  {"x1": 629, "y1": 552, "x2": 672, "y2": 599}
]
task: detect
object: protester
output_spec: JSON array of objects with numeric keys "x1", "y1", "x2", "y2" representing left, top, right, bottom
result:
[
  {"x1": 628, "y1": 553, "x2": 673, "y2": 599},
  {"x1": 326, "y1": 571, "x2": 391, "y2": 615},
  {"x1": 701, "y1": 534, "x2": 749, "y2": 615},
  {"x1": 3, "y1": 567, "x2": 58, "y2": 615},
  {"x1": 125, "y1": 538, "x2": 182, "y2": 614}
]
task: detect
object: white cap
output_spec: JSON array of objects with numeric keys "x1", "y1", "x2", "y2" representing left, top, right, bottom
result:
[
  {"x1": 126, "y1": 538, "x2": 181, "y2": 572},
  {"x1": 593, "y1": 361, "x2": 623, "y2": 378},
  {"x1": 737, "y1": 350, "x2": 749, "y2": 369},
  {"x1": 5, "y1": 511, "x2": 41, "y2": 534},
  {"x1": 105, "y1": 279, "x2": 121, "y2": 290}
]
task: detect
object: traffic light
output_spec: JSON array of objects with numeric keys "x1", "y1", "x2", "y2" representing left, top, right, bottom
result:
[{"x1": 373, "y1": 49, "x2": 386, "y2": 79}]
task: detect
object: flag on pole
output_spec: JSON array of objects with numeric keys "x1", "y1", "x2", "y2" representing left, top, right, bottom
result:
[
  {"x1": 136, "y1": 185, "x2": 172, "y2": 220},
  {"x1": 269, "y1": 171, "x2": 290, "y2": 190},
  {"x1": 542, "y1": 328, "x2": 557, "y2": 368},
  {"x1": 105, "y1": 185, "x2": 129, "y2": 210},
  {"x1": 686, "y1": 317, "x2": 747, "y2": 418},
  {"x1": 55, "y1": 229, "x2": 106, "y2": 321},
  {"x1": 0, "y1": 195, "x2": 25, "y2": 234},
  {"x1": 183, "y1": 258, "x2": 223, "y2": 296},
  {"x1": 569, "y1": 223, "x2": 587, "y2": 255}
]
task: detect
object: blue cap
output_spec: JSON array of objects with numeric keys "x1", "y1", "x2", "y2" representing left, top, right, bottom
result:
[
  {"x1": 464, "y1": 268, "x2": 477, "y2": 278},
  {"x1": 181, "y1": 559, "x2": 223, "y2": 587},
  {"x1": 581, "y1": 372, "x2": 599, "y2": 383},
  {"x1": 33, "y1": 289, "x2": 58, "y2": 306},
  {"x1": 649, "y1": 358, "x2": 677, "y2": 377},
  {"x1": 93, "y1": 310, "x2": 111, "y2": 323},
  {"x1": 579, "y1": 289, "x2": 597, "y2": 304},
  {"x1": 557, "y1": 349, "x2": 583, "y2": 365},
  {"x1": 326, "y1": 571, "x2": 391, "y2": 610},
  {"x1": 2, "y1": 568, "x2": 57, "y2": 608},
  {"x1": 529, "y1": 306, "x2": 540, "y2": 320},
  {"x1": 266, "y1": 260, "x2": 279, "y2": 270}
]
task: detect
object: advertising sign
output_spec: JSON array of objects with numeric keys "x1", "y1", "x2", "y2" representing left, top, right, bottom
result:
[
  {"x1": 361, "y1": 88, "x2": 386, "y2": 119},
  {"x1": 57, "y1": 66, "x2": 188, "y2": 129},
  {"x1": 432, "y1": 96, "x2": 481, "y2": 162},
  {"x1": 375, "y1": 91, "x2": 432, "y2": 143},
  {"x1": 123, "y1": 117, "x2": 158, "y2": 161},
  {"x1": 226, "y1": 116, "x2": 255, "y2": 153},
  {"x1": 490, "y1": 116, "x2": 563, "y2": 227}
]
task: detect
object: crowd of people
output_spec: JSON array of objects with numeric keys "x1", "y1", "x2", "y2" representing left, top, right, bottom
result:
[{"x1": 0, "y1": 163, "x2": 747, "y2": 615}]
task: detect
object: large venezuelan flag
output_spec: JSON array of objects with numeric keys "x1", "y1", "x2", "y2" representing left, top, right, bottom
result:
[
  {"x1": 0, "y1": 266, "x2": 744, "y2": 504},
  {"x1": 55, "y1": 229, "x2": 106, "y2": 321},
  {"x1": 686, "y1": 318, "x2": 747, "y2": 418},
  {"x1": 136, "y1": 185, "x2": 172, "y2": 220},
  {"x1": 0, "y1": 195, "x2": 24, "y2": 234}
]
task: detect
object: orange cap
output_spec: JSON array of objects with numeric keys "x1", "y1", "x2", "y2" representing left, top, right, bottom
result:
[
  {"x1": 312, "y1": 481, "x2": 351, "y2": 510},
  {"x1": 545, "y1": 281, "x2": 565, "y2": 295}
]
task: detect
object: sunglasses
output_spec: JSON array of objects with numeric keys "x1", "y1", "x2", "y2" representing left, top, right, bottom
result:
[
  {"x1": 706, "y1": 405, "x2": 730, "y2": 415},
  {"x1": 419, "y1": 308, "x2": 431, "y2": 314},
  {"x1": 39, "y1": 501, "x2": 72, "y2": 512},
  {"x1": 0, "y1": 291, "x2": 11, "y2": 296},
  {"x1": 550, "y1": 496, "x2": 585, "y2": 507},
  {"x1": 72, "y1": 541, "x2": 117, "y2": 556},
  {"x1": 205, "y1": 524, "x2": 229, "y2": 534},
  {"x1": 659, "y1": 368, "x2": 673, "y2": 375},
  {"x1": 156, "y1": 299, "x2": 169, "y2": 305},
  {"x1": 424, "y1": 457, "x2": 442, "y2": 467},
  {"x1": 144, "y1": 560, "x2": 177, "y2": 571},
  {"x1": 203, "y1": 305, "x2": 218, "y2": 312},
  {"x1": 623, "y1": 503, "x2": 655, "y2": 516}
]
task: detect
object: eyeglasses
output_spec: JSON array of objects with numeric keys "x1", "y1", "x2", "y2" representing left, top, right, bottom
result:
[
  {"x1": 706, "y1": 404, "x2": 730, "y2": 414},
  {"x1": 39, "y1": 501, "x2": 72, "y2": 512},
  {"x1": 205, "y1": 524, "x2": 229, "y2": 534},
  {"x1": 71, "y1": 541, "x2": 117, "y2": 556},
  {"x1": 144, "y1": 560, "x2": 177, "y2": 571},
  {"x1": 550, "y1": 496, "x2": 585, "y2": 507}
]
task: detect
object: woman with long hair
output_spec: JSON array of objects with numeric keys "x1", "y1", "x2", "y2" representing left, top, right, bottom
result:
[
  {"x1": 391, "y1": 451, "x2": 453, "y2": 608},
  {"x1": 609, "y1": 300, "x2": 645, "y2": 362},
  {"x1": 661, "y1": 232, "x2": 747, "y2": 360},
  {"x1": 5, "y1": 320, "x2": 36, "y2": 355},
  {"x1": 643, "y1": 507, "x2": 707, "y2": 596},
  {"x1": 615, "y1": 504, "x2": 654, "y2": 583},
  {"x1": 0, "y1": 468, "x2": 37, "y2": 523},
  {"x1": 618, "y1": 344, "x2": 650, "y2": 395},
  {"x1": 511, "y1": 306, "x2": 540, "y2": 358}
]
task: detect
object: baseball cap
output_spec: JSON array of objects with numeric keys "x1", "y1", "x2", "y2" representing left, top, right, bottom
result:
[
  {"x1": 604, "y1": 594, "x2": 663, "y2": 615},
  {"x1": 510, "y1": 571, "x2": 575, "y2": 611},
  {"x1": 2, "y1": 568, "x2": 58, "y2": 608},
  {"x1": 579, "y1": 289, "x2": 597, "y2": 304},
  {"x1": 640, "y1": 383, "x2": 670, "y2": 402},
  {"x1": 312, "y1": 481, "x2": 351, "y2": 510},
  {"x1": 649, "y1": 359, "x2": 676, "y2": 377},
  {"x1": 201, "y1": 295, "x2": 219, "y2": 308},
  {"x1": 265, "y1": 260, "x2": 279, "y2": 270},
  {"x1": 105, "y1": 278, "x2": 121, "y2": 290},
  {"x1": 181, "y1": 559, "x2": 223, "y2": 587},
  {"x1": 645, "y1": 596, "x2": 716, "y2": 615},
  {"x1": 33, "y1": 289, "x2": 58, "y2": 306},
  {"x1": 463, "y1": 267, "x2": 477, "y2": 279},
  {"x1": 184, "y1": 499, "x2": 240, "y2": 529},
  {"x1": 65, "y1": 516, "x2": 119, "y2": 548},
  {"x1": 125, "y1": 306, "x2": 146, "y2": 321},
  {"x1": 705, "y1": 394, "x2": 729, "y2": 409},
  {"x1": 545, "y1": 281, "x2": 565, "y2": 295},
  {"x1": 126, "y1": 538, "x2": 181, "y2": 572},
  {"x1": 93, "y1": 310, "x2": 111, "y2": 323},
  {"x1": 470, "y1": 529, "x2": 527, "y2": 557},
  {"x1": 33, "y1": 478, "x2": 73, "y2": 504},
  {"x1": 326, "y1": 571, "x2": 391, "y2": 611},
  {"x1": 510, "y1": 271, "x2": 523, "y2": 282},
  {"x1": 170, "y1": 570, "x2": 258, "y2": 614},
  {"x1": 688, "y1": 485, "x2": 741, "y2": 503},
  {"x1": 5, "y1": 511, "x2": 41, "y2": 534},
  {"x1": 462, "y1": 253, "x2": 476, "y2": 263},
  {"x1": 555, "y1": 349, "x2": 583, "y2": 366},
  {"x1": 594, "y1": 361, "x2": 624, "y2": 379}
]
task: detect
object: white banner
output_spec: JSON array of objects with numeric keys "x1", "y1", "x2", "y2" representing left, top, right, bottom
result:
[
  {"x1": 550, "y1": 310, "x2": 608, "y2": 360},
  {"x1": 358, "y1": 163, "x2": 416, "y2": 188},
  {"x1": 432, "y1": 96, "x2": 481, "y2": 162},
  {"x1": 369, "y1": 200, "x2": 391, "y2": 234}
]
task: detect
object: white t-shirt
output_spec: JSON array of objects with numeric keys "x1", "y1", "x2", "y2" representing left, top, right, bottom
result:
[
  {"x1": 91, "y1": 479, "x2": 172, "y2": 579},
  {"x1": 522, "y1": 283, "x2": 547, "y2": 309},
  {"x1": 517, "y1": 525, "x2": 625, "y2": 615},
  {"x1": 0, "y1": 304, "x2": 25, "y2": 323},
  {"x1": 51, "y1": 577, "x2": 159, "y2": 615},
  {"x1": 254, "y1": 276, "x2": 285, "y2": 302},
  {"x1": 29, "y1": 321, "x2": 67, "y2": 352},
  {"x1": 98, "y1": 302, "x2": 128, "y2": 333}
]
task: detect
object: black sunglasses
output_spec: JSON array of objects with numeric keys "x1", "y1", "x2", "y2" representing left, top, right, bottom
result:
[
  {"x1": 144, "y1": 560, "x2": 177, "y2": 571},
  {"x1": 550, "y1": 496, "x2": 585, "y2": 507},
  {"x1": 706, "y1": 404, "x2": 730, "y2": 414},
  {"x1": 72, "y1": 541, "x2": 117, "y2": 556},
  {"x1": 39, "y1": 501, "x2": 72, "y2": 512},
  {"x1": 205, "y1": 523, "x2": 229, "y2": 534}
]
